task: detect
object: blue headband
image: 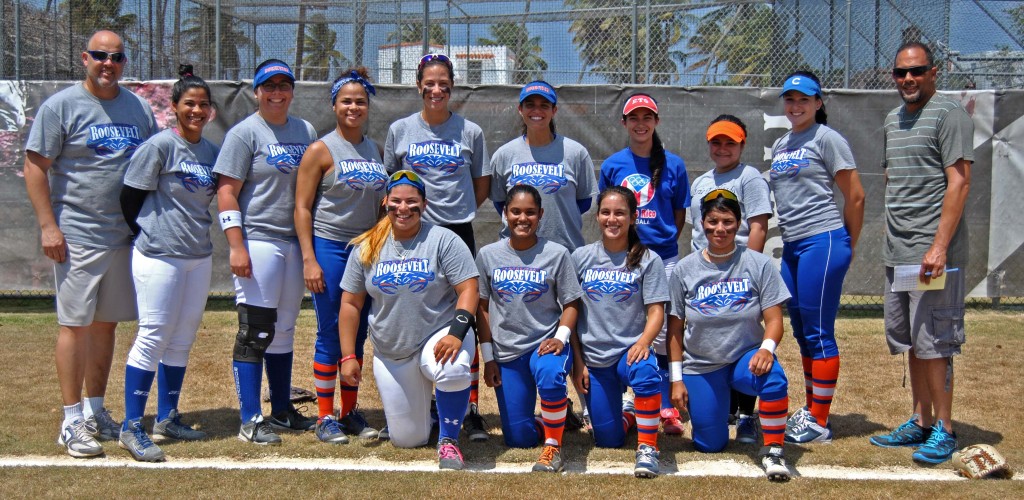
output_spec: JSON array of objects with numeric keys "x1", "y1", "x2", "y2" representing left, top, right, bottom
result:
[{"x1": 331, "y1": 71, "x2": 376, "y2": 104}]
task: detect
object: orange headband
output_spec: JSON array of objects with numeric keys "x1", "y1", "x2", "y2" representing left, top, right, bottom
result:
[{"x1": 706, "y1": 121, "x2": 746, "y2": 143}]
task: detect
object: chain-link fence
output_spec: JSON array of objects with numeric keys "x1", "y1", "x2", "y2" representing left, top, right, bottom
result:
[{"x1": 2, "y1": 0, "x2": 1023, "y2": 88}]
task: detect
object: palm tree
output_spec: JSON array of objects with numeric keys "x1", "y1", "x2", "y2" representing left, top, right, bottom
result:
[
  {"x1": 564, "y1": 0, "x2": 690, "y2": 84},
  {"x1": 387, "y1": 22, "x2": 447, "y2": 46},
  {"x1": 302, "y1": 15, "x2": 349, "y2": 81},
  {"x1": 66, "y1": 0, "x2": 137, "y2": 43},
  {"x1": 181, "y1": 3, "x2": 256, "y2": 80},
  {"x1": 478, "y1": 23, "x2": 547, "y2": 84},
  {"x1": 687, "y1": 4, "x2": 804, "y2": 86}
]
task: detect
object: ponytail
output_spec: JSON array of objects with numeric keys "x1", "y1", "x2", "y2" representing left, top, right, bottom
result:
[
  {"x1": 649, "y1": 129, "x2": 666, "y2": 188},
  {"x1": 598, "y1": 186, "x2": 649, "y2": 271},
  {"x1": 349, "y1": 215, "x2": 393, "y2": 267}
]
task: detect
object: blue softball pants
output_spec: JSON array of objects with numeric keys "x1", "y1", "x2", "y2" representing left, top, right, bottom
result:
[
  {"x1": 494, "y1": 345, "x2": 572, "y2": 448},
  {"x1": 780, "y1": 227, "x2": 851, "y2": 360},
  {"x1": 585, "y1": 350, "x2": 661, "y2": 448},
  {"x1": 311, "y1": 236, "x2": 369, "y2": 365}
]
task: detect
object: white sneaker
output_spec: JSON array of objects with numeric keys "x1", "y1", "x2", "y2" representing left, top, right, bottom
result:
[
  {"x1": 57, "y1": 417, "x2": 103, "y2": 458},
  {"x1": 759, "y1": 445, "x2": 791, "y2": 482}
]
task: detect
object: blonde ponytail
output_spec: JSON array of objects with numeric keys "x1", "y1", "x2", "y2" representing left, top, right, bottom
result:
[{"x1": 350, "y1": 215, "x2": 393, "y2": 267}]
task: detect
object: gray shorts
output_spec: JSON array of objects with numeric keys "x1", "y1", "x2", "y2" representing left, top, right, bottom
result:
[
  {"x1": 883, "y1": 266, "x2": 966, "y2": 359},
  {"x1": 54, "y1": 243, "x2": 137, "y2": 326}
]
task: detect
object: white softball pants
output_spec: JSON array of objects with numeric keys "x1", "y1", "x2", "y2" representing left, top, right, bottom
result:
[{"x1": 233, "y1": 238, "x2": 305, "y2": 354}]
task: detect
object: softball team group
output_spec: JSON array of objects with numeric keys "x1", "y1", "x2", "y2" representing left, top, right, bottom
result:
[{"x1": 48, "y1": 51, "x2": 870, "y2": 482}]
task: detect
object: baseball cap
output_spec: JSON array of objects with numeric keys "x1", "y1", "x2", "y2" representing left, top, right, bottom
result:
[
  {"x1": 780, "y1": 75, "x2": 820, "y2": 97},
  {"x1": 253, "y1": 60, "x2": 295, "y2": 89},
  {"x1": 622, "y1": 94, "x2": 658, "y2": 115},
  {"x1": 519, "y1": 81, "x2": 557, "y2": 105}
]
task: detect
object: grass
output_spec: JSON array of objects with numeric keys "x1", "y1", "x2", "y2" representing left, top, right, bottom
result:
[{"x1": 0, "y1": 303, "x2": 1020, "y2": 497}]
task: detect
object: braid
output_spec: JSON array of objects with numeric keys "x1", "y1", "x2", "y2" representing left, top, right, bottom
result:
[{"x1": 649, "y1": 129, "x2": 666, "y2": 188}]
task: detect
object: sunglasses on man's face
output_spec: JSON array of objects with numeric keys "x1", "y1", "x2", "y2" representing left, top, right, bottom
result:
[
  {"x1": 892, "y1": 65, "x2": 931, "y2": 78},
  {"x1": 87, "y1": 50, "x2": 127, "y2": 63}
]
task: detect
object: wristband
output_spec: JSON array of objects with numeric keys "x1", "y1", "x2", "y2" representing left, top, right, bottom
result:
[
  {"x1": 480, "y1": 342, "x2": 494, "y2": 363},
  {"x1": 554, "y1": 325, "x2": 571, "y2": 344},
  {"x1": 760, "y1": 338, "x2": 777, "y2": 354},
  {"x1": 448, "y1": 308, "x2": 475, "y2": 341},
  {"x1": 219, "y1": 210, "x2": 242, "y2": 231},
  {"x1": 669, "y1": 361, "x2": 683, "y2": 382},
  {"x1": 340, "y1": 354, "x2": 358, "y2": 364}
]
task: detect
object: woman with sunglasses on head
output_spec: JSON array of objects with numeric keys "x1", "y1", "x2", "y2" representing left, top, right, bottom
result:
[
  {"x1": 214, "y1": 59, "x2": 319, "y2": 445},
  {"x1": 294, "y1": 67, "x2": 386, "y2": 445},
  {"x1": 489, "y1": 81, "x2": 597, "y2": 251},
  {"x1": 770, "y1": 71, "x2": 865, "y2": 445},
  {"x1": 116, "y1": 65, "x2": 216, "y2": 462},
  {"x1": 384, "y1": 52, "x2": 490, "y2": 439},
  {"x1": 475, "y1": 184, "x2": 583, "y2": 474},
  {"x1": 690, "y1": 115, "x2": 774, "y2": 444},
  {"x1": 339, "y1": 171, "x2": 479, "y2": 470},
  {"x1": 570, "y1": 186, "x2": 669, "y2": 478},
  {"x1": 667, "y1": 189, "x2": 792, "y2": 482},
  {"x1": 598, "y1": 94, "x2": 691, "y2": 436}
]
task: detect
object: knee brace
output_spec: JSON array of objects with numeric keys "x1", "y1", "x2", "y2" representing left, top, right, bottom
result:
[{"x1": 233, "y1": 304, "x2": 277, "y2": 363}]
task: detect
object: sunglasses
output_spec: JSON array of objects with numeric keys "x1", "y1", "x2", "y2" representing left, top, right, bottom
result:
[
  {"x1": 260, "y1": 81, "x2": 294, "y2": 93},
  {"x1": 418, "y1": 53, "x2": 452, "y2": 71},
  {"x1": 892, "y1": 65, "x2": 931, "y2": 78},
  {"x1": 702, "y1": 189, "x2": 739, "y2": 204},
  {"x1": 387, "y1": 170, "x2": 425, "y2": 191},
  {"x1": 87, "y1": 50, "x2": 127, "y2": 63}
]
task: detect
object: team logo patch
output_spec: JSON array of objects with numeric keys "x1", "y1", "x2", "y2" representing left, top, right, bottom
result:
[
  {"x1": 491, "y1": 266, "x2": 550, "y2": 303},
  {"x1": 86, "y1": 123, "x2": 143, "y2": 158},
  {"x1": 691, "y1": 278, "x2": 752, "y2": 315},
  {"x1": 620, "y1": 173, "x2": 656, "y2": 207},
  {"x1": 266, "y1": 143, "x2": 308, "y2": 174},
  {"x1": 175, "y1": 161, "x2": 216, "y2": 195},
  {"x1": 770, "y1": 149, "x2": 808, "y2": 180},
  {"x1": 371, "y1": 258, "x2": 435, "y2": 294},
  {"x1": 509, "y1": 162, "x2": 567, "y2": 194},
  {"x1": 580, "y1": 267, "x2": 639, "y2": 302},
  {"x1": 406, "y1": 141, "x2": 464, "y2": 174},
  {"x1": 337, "y1": 159, "x2": 388, "y2": 191}
]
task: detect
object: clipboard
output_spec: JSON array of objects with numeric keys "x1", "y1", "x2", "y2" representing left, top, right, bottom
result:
[{"x1": 891, "y1": 265, "x2": 949, "y2": 292}]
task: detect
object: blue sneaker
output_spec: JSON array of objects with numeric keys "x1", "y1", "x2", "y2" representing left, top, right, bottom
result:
[
  {"x1": 870, "y1": 415, "x2": 929, "y2": 448},
  {"x1": 315, "y1": 415, "x2": 349, "y2": 444},
  {"x1": 634, "y1": 444, "x2": 660, "y2": 478},
  {"x1": 735, "y1": 414, "x2": 760, "y2": 444},
  {"x1": 786, "y1": 406, "x2": 811, "y2": 431},
  {"x1": 912, "y1": 421, "x2": 958, "y2": 464}
]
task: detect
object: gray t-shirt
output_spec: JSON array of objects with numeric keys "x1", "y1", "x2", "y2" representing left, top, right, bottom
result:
[
  {"x1": 882, "y1": 94, "x2": 975, "y2": 267},
  {"x1": 213, "y1": 113, "x2": 317, "y2": 242},
  {"x1": 123, "y1": 129, "x2": 219, "y2": 258},
  {"x1": 476, "y1": 238, "x2": 583, "y2": 363},
  {"x1": 572, "y1": 242, "x2": 669, "y2": 369},
  {"x1": 341, "y1": 223, "x2": 478, "y2": 361},
  {"x1": 669, "y1": 248, "x2": 790, "y2": 375},
  {"x1": 383, "y1": 112, "x2": 489, "y2": 225},
  {"x1": 768, "y1": 124, "x2": 857, "y2": 242},
  {"x1": 313, "y1": 131, "x2": 387, "y2": 242},
  {"x1": 25, "y1": 83, "x2": 158, "y2": 248},
  {"x1": 689, "y1": 164, "x2": 773, "y2": 251},
  {"x1": 490, "y1": 135, "x2": 598, "y2": 251}
]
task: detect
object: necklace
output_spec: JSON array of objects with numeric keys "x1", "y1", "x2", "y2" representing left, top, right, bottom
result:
[
  {"x1": 391, "y1": 227, "x2": 421, "y2": 260},
  {"x1": 705, "y1": 245, "x2": 737, "y2": 259}
]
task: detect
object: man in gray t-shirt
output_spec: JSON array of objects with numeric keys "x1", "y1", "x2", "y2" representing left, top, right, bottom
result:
[
  {"x1": 23, "y1": 30, "x2": 157, "y2": 457},
  {"x1": 870, "y1": 42, "x2": 974, "y2": 464}
]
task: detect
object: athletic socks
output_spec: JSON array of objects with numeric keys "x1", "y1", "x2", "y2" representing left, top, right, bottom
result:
[
  {"x1": 157, "y1": 363, "x2": 186, "y2": 422},
  {"x1": 540, "y1": 396, "x2": 568, "y2": 447},
  {"x1": 123, "y1": 365, "x2": 156, "y2": 428},
  {"x1": 469, "y1": 350, "x2": 480, "y2": 405},
  {"x1": 63, "y1": 402, "x2": 84, "y2": 427},
  {"x1": 337, "y1": 358, "x2": 363, "y2": 419},
  {"x1": 264, "y1": 351, "x2": 293, "y2": 414},
  {"x1": 759, "y1": 396, "x2": 789, "y2": 447},
  {"x1": 435, "y1": 387, "x2": 471, "y2": 441},
  {"x1": 810, "y1": 356, "x2": 840, "y2": 426},
  {"x1": 233, "y1": 360, "x2": 263, "y2": 422},
  {"x1": 655, "y1": 354, "x2": 672, "y2": 409},
  {"x1": 802, "y1": 356, "x2": 814, "y2": 409},
  {"x1": 83, "y1": 396, "x2": 104, "y2": 420},
  {"x1": 634, "y1": 394, "x2": 660, "y2": 449},
  {"x1": 313, "y1": 361, "x2": 337, "y2": 418}
]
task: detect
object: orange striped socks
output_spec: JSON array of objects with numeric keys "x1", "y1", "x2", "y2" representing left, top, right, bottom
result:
[
  {"x1": 810, "y1": 356, "x2": 840, "y2": 426},
  {"x1": 313, "y1": 361, "x2": 337, "y2": 418},
  {"x1": 337, "y1": 357, "x2": 363, "y2": 419},
  {"x1": 801, "y1": 356, "x2": 814, "y2": 409},
  {"x1": 759, "y1": 396, "x2": 788, "y2": 447},
  {"x1": 634, "y1": 394, "x2": 660, "y2": 449},
  {"x1": 540, "y1": 397, "x2": 568, "y2": 446},
  {"x1": 470, "y1": 350, "x2": 480, "y2": 405}
]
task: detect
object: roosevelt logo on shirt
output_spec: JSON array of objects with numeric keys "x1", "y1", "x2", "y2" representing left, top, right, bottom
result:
[
  {"x1": 266, "y1": 143, "x2": 308, "y2": 174},
  {"x1": 691, "y1": 278, "x2": 752, "y2": 315},
  {"x1": 581, "y1": 267, "x2": 639, "y2": 302},
  {"x1": 337, "y1": 159, "x2": 388, "y2": 191},
  {"x1": 509, "y1": 162, "x2": 568, "y2": 194},
  {"x1": 491, "y1": 266, "x2": 549, "y2": 303},
  {"x1": 175, "y1": 161, "x2": 216, "y2": 195},
  {"x1": 770, "y1": 149, "x2": 808, "y2": 179},
  {"x1": 86, "y1": 123, "x2": 143, "y2": 158},
  {"x1": 406, "y1": 141, "x2": 464, "y2": 174},
  {"x1": 371, "y1": 258, "x2": 436, "y2": 294}
]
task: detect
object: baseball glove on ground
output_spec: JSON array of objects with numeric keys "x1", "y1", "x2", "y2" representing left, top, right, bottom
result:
[
  {"x1": 952, "y1": 444, "x2": 1013, "y2": 479},
  {"x1": 261, "y1": 386, "x2": 316, "y2": 403}
]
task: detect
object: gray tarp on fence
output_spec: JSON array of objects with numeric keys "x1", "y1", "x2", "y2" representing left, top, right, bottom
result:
[{"x1": 1, "y1": 81, "x2": 1021, "y2": 298}]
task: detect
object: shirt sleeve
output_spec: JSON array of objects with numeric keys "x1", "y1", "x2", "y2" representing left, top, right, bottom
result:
[
  {"x1": 757, "y1": 255, "x2": 791, "y2": 310},
  {"x1": 383, "y1": 125, "x2": 399, "y2": 173},
  {"x1": 489, "y1": 150, "x2": 508, "y2": 203},
  {"x1": 471, "y1": 126, "x2": 489, "y2": 178},
  {"x1": 741, "y1": 170, "x2": 774, "y2": 218},
  {"x1": 939, "y1": 105, "x2": 976, "y2": 168},
  {"x1": 554, "y1": 247, "x2": 584, "y2": 306},
  {"x1": 438, "y1": 229, "x2": 480, "y2": 286},
  {"x1": 476, "y1": 252, "x2": 492, "y2": 301},
  {"x1": 577, "y1": 149, "x2": 598, "y2": 199},
  {"x1": 341, "y1": 249, "x2": 368, "y2": 294},
  {"x1": 641, "y1": 254, "x2": 670, "y2": 305},
  {"x1": 123, "y1": 138, "x2": 164, "y2": 191},
  {"x1": 212, "y1": 128, "x2": 254, "y2": 180},
  {"x1": 668, "y1": 266, "x2": 687, "y2": 320},
  {"x1": 24, "y1": 104, "x2": 64, "y2": 159},
  {"x1": 670, "y1": 156, "x2": 690, "y2": 209},
  {"x1": 820, "y1": 128, "x2": 857, "y2": 177}
]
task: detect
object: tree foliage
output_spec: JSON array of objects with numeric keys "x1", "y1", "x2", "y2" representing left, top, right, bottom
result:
[
  {"x1": 65, "y1": 0, "x2": 137, "y2": 44},
  {"x1": 687, "y1": 4, "x2": 804, "y2": 86},
  {"x1": 478, "y1": 23, "x2": 547, "y2": 84},
  {"x1": 181, "y1": 4, "x2": 256, "y2": 80},
  {"x1": 388, "y1": 23, "x2": 447, "y2": 46},
  {"x1": 302, "y1": 15, "x2": 348, "y2": 81}
]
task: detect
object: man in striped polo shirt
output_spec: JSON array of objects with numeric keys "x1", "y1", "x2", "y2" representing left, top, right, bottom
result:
[{"x1": 869, "y1": 41, "x2": 974, "y2": 465}]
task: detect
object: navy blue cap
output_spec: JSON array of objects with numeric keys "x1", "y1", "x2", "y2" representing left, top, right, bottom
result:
[
  {"x1": 253, "y1": 60, "x2": 295, "y2": 89},
  {"x1": 519, "y1": 81, "x2": 557, "y2": 105}
]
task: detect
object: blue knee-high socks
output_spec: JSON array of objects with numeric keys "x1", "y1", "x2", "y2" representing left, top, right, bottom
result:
[
  {"x1": 265, "y1": 352, "x2": 294, "y2": 414},
  {"x1": 157, "y1": 363, "x2": 187, "y2": 421},
  {"x1": 435, "y1": 387, "x2": 471, "y2": 442},
  {"x1": 124, "y1": 365, "x2": 156, "y2": 430}
]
